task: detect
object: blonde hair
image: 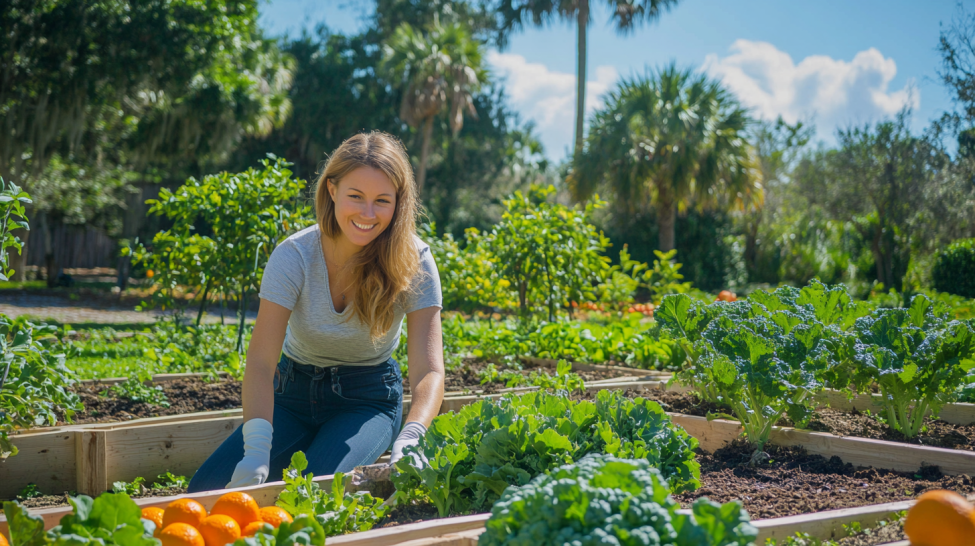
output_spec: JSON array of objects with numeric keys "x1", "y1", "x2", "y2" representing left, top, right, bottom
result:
[{"x1": 315, "y1": 131, "x2": 421, "y2": 342}]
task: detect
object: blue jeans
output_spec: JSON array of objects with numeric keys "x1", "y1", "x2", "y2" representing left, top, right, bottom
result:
[{"x1": 187, "y1": 354, "x2": 403, "y2": 492}]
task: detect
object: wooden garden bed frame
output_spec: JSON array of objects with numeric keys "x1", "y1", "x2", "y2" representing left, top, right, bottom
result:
[
  {"x1": 0, "y1": 469, "x2": 916, "y2": 545},
  {"x1": 4, "y1": 377, "x2": 975, "y2": 498}
]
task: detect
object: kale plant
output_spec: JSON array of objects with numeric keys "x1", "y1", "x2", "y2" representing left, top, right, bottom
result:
[
  {"x1": 392, "y1": 390, "x2": 700, "y2": 517},
  {"x1": 658, "y1": 285, "x2": 850, "y2": 451},
  {"x1": 479, "y1": 454, "x2": 757, "y2": 546},
  {"x1": 848, "y1": 295, "x2": 975, "y2": 437}
]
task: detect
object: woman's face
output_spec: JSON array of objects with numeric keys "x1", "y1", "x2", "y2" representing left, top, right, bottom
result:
[{"x1": 328, "y1": 166, "x2": 397, "y2": 248}]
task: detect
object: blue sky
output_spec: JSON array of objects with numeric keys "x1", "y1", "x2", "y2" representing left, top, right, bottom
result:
[{"x1": 261, "y1": 0, "x2": 963, "y2": 161}]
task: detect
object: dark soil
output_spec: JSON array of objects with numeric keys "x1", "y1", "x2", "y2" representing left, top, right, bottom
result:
[
  {"x1": 16, "y1": 486, "x2": 187, "y2": 509},
  {"x1": 805, "y1": 407, "x2": 975, "y2": 452},
  {"x1": 67, "y1": 379, "x2": 242, "y2": 425},
  {"x1": 619, "y1": 389, "x2": 975, "y2": 453},
  {"x1": 674, "y1": 440, "x2": 975, "y2": 520},
  {"x1": 63, "y1": 362, "x2": 635, "y2": 425},
  {"x1": 432, "y1": 359, "x2": 633, "y2": 395},
  {"x1": 378, "y1": 502, "x2": 442, "y2": 527}
]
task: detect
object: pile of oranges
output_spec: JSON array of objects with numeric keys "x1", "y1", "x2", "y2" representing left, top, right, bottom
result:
[
  {"x1": 625, "y1": 303, "x2": 654, "y2": 316},
  {"x1": 140, "y1": 492, "x2": 293, "y2": 546}
]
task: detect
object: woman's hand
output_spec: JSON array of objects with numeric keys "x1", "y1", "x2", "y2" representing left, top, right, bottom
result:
[{"x1": 393, "y1": 306, "x2": 445, "y2": 466}]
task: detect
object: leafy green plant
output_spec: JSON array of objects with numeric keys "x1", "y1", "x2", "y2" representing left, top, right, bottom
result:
[
  {"x1": 392, "y1": 389, "x2": 700, "y2": 517},
  {"x1": 419, "y1": 223, "x2": 516, "y2": 313},
  {"x1": 276, "y1": 452, "x2": 388, "y2": 536},
  {"x1": 3, "y1": 493, "x2": 158, "y2": 545},
  {"x1": 933, "y1": 238, "x2": 975, "y2": 299},
  {"x1": 0, "y1": 178, "x2": 31, "y2": 282},
  {"x1": 847, "y1": 295, "x2": 975, "y2": 437},
  {"x1": 16, "y1": 483, "x2": 43, "y2": 501},
  {"x1": 231, "y1": 515, "x2": 326, "y2": 546},
  {"x1": 479, "y1": 455, "x2": 757, "y2": 546},
  {"x1": 152, "y1": 472, "x2": 188, "y2": 490},
  {"x1": 1, "y1": 316, "x2": 84, "y2": 458},
  {"x1": 477, "y1": 360, "x2": 584, "y2": 392},
  {"x1": 108, "y1": 378, "x2": 170, "y2": 408},
  {"x1": 112, "y1": 477, "x2": 146, "y2": 495}
]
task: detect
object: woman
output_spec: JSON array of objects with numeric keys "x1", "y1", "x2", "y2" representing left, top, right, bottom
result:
[{"x1": 188, "y1": 132, "x2": 444, "y2": 492}]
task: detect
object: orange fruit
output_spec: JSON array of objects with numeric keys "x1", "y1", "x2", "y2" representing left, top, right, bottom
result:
[
  {"x1": 199, "y1": 514, "x2": 241, "y2": 546},
  {"x1": 159, "y1": 522, "x2": 205, "y2": 546},
  {"x1": 142, "y1": 506, "x2": 166, "y2": 537},
  {"x1": 162, "y1": 498, "x2": 207, "y2": 530},
  {"x1": 0, "y1": 531, "x2": 9, "y2": 546},
  {"x1": 904, "y1": 489, "x2": 975, "y2": 546},
  {"x1": 241, "y1": 521, "x2": 271, "y2": 537},
  {"x1": 209, "y1": 492, "x2": 262, "y2": 528},
  {"x1": 259, "y1": 506, "x2": 293, "y2": 528}
]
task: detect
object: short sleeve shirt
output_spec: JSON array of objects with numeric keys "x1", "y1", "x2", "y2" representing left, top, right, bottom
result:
[{"x1": 258, "y1": 225, "x2": 442, "y2": 367}]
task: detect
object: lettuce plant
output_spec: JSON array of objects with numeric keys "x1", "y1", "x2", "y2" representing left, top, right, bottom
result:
[
  {"x1": 479, "y1": 454, "x2": 757, "y2": 546},
  {"x1": 232, "y1": 515, "x2": 325, "y2": 546},
  {"x1": 392, "y1": 390, "x2": 700, "y2": 517},
  {"x1": 3, "y1": 493, "x2": 158, "y2": 545},
  {"x1": 276, "y1": 452, "x2": 388, "y2": 536},
  {"x1": 848, "y1": 295, "x2": 975, "y2": 437}
]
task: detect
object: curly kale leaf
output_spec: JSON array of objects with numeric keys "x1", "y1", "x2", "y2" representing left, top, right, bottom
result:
[
  {"x1": 479, "y1": 454, "x2": 756, "y2": 546},
  {"x1": 850, "y1": 295, "x2": 975, "y2": 437}
]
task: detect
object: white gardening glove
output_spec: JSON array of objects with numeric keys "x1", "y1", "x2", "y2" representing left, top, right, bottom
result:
[
  {"x1": 226, "y1": 418, "x2": 273, "y2": 488},
  {"x1": 389, "y1": 421, "x2": 428, "y2": 468}
]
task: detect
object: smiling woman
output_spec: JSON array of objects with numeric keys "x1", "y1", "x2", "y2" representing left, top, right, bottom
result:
[{"x1": 187, "y1": 132, "x2": 445, "y2": 492}]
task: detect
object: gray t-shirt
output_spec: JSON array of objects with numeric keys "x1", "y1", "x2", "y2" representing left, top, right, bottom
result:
[{"x1": 259, "y1": 225, "x2": 442, "y2": 367}]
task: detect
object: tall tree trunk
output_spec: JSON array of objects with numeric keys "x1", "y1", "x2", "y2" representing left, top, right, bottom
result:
[
  {"x1": 38, "y1": 212, "x2": 58, "y2": 287},
  {"x1": 574, "y1": 0, "x2": 589, "y2": 156},
  {"x1": 656, "y1": 181, "x2": 676, "y2": 252},
  {"x1": 416, "y1": 116, "x2": 434, "y2": 197}
]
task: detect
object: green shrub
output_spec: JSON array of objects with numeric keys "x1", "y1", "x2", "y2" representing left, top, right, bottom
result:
[
  {"x1": 479, "y1": 455, "x2": 757, "y2": 546},
  {"x1": 933, "y1": 238, "x2": 975, "y2": 299}
]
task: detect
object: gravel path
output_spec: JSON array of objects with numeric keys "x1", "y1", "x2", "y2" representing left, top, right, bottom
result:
[{"x1": 0, "y1": 293, "x2": 255, "y2": 325}]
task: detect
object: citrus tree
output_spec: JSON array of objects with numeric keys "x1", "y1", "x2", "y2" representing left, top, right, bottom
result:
[
  {"x1": 484, "y1": 184, "x2": 611, "y2": 322},
  {"x1": 127, "y1": 157, "x2": 313, "y2": 349}
]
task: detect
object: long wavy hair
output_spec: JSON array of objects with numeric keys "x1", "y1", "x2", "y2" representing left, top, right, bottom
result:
[{"x1": 315, "y1": 131, "x2": 421, "y2": 342}]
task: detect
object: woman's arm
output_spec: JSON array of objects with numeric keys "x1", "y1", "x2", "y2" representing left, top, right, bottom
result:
[
  {"x1": 242, "y1": 299, "x2": 292, "y2": 423},
  {"x1": 403, "y1": 306, "x2": 445, "y2": 426}
]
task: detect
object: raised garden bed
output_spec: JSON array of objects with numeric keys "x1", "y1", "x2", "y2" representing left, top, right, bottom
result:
[
  {"x1": 6, "y1": 380, "x2": 975, "y2": 500},
  {"x1": 0, "y1": 460, "x2": 928, "y2": 544}
]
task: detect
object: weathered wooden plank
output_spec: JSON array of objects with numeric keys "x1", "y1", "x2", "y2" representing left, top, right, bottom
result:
[
  {"x1": 390, "y1": 528, "x2": 484, "y2": 546},
  {"x1": 753, "y1": 499, "x2": 911, "y2": 542},
  {"x1": 770, "y1": 426, "x2": 975, "y2": 476},
  {"x1": 77, "y1": 430, "x2": 109, "y2": 495},
  {"x1": 328, "y1": 514, "x2": 491, "y2": 546},
  {"x1": 0, "y1": 431, "x2": 77, "y2": 499},
  {"x1": 814, "y1": 389, "x2": 975, "y2": 426},
  {"x1": 101, "y1": 417, "x2": 242, "y2": 492},
  {"x1": 0, "y1": 463, "x2": 396, "y2": 535}
]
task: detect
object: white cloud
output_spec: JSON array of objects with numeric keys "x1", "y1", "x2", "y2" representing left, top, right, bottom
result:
[
  {"x1": 488, "y1": 51, "x2": 618, "y2": 159},
  {"x1": 701, "y1": 40, "x2": 918, "y2": 134}
]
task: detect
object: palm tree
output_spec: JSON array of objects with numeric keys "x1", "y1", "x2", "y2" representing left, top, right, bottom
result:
[
  {"x1": 496, "y1": 0, "x2": 679, "y2": 155},
  {"x1": 571, "y1": 64, "x2": 762, "y2": 252},
  {"x1": 382, "y1": 21, "x2": 487, "y2": 196}
]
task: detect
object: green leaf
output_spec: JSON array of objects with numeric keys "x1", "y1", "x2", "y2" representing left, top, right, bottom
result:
[{"x1": 3, "y1": 501, "x2": 50, "y2": 545}]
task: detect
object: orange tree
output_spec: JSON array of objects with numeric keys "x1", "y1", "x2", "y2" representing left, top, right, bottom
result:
[
  {"x1": 127, "y1": 157, "x2": 313, "y2": 350},
  {"x1": 483, "y1": 184, "x2": 611, "y2": 322}
]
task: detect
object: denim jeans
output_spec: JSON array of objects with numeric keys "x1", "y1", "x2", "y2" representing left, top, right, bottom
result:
[{"x1": 187, "y1": 354, "x2": 403, "y2": 492}]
